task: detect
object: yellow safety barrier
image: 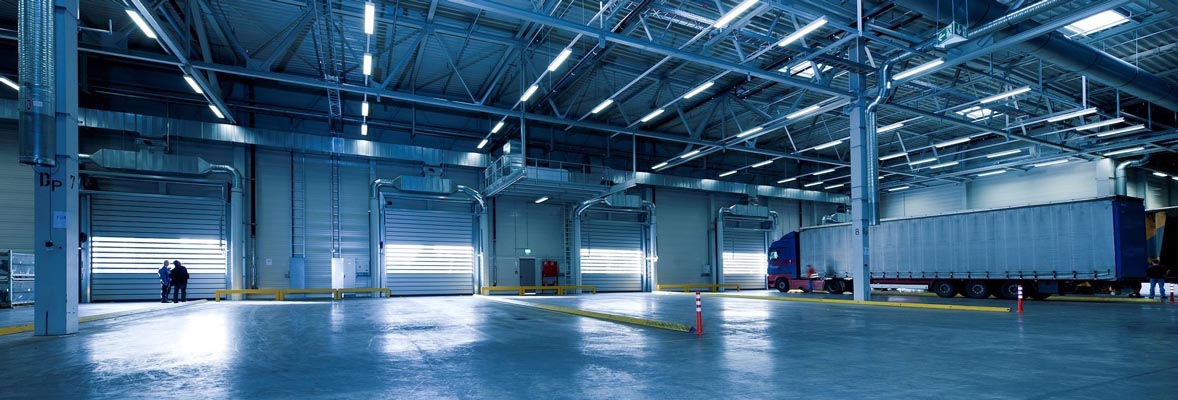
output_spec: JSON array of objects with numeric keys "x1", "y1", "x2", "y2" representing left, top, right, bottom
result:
[
  {"x1": 657, "y1": 283, "x2": 741, "y2": 293},
  {"x1": 702, "y1": 293, "x2": 1011, "y2": 313},
  {"x1": 479, "y1": 285, "x2": 597, "y2": 296},
  {"x1": 214, "y1": 289, "x2": 283, "y2": 302},
  {"x1": 334, "y1": 287, "x2": 392, "y2": 300},
  {"x1": 483, "y1": 296, "x2": 692, "y2": 333},
  {"x1": 0, "y1": 300, "x2": 207, "y2": 336}
]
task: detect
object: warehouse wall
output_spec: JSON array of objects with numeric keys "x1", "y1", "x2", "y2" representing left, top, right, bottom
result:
[
  {"x1": 653, "y1": 189, "x2": 712, "y2": 284},
  {"x1": 881, "y1": 183, "x2": 966, "y2": 218},
  {"x1": 0, "y1": 123, "x2": 34, "y2": 253},
  {"x1": 491, "y1": 199, "x2": 565, "y2": 286}
]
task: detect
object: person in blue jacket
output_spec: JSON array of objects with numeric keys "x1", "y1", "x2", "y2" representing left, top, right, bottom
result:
[
  {"x1": 158, "y1": 260, "x2": 172, "y2": 303},
  {"x1": 170, "y1": 260, "x2": 190, "y2": 303}
]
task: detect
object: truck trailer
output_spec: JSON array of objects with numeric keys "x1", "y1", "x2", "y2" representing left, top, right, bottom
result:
[{"x1": 767, "y1": 197, "x2": 1147, "y2": 300}]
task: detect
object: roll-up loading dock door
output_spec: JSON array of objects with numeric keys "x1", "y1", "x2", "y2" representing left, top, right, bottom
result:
[
  {"x1": 580, "y1": 220, "x2": 646, "y2": 292},
  {"x1": 384, "y1": 205, "x2": 476, "y2": 295},
  {"x1": 88, "y1": 194, "x2": 227, "y2": 301},
  {"x1": 723, "y1": 229, "x2": 769, "y2": 290}
]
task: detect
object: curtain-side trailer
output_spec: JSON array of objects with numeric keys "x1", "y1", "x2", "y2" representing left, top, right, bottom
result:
[{"x1": 767, "y1": 197, "x2": 1148, "y2": 299}]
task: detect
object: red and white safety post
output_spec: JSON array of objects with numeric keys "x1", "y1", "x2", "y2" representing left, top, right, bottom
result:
[
  {"x1": 1171, "y1": 283, "x2": 1175, "y2": 304},
  {"x1": 694, "y1": 291, "x2": 704, "y2": 335},
  {"x1": 1017, "y1": 285, "x2": 1024, "y2": 313}
]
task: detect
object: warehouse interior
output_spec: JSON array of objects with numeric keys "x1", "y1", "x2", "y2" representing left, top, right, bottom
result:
[{"x1": 2, "y1": 0, "x2": 1178, "y2": 397}]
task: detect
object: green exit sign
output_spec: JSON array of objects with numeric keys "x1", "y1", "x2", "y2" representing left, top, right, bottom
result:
[{"x1": 936, "y1": 22, "x2": 968, "y2": 48}]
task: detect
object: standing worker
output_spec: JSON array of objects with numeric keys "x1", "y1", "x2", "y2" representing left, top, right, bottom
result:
[
  {"x1": 170, "y1": 260, "x2": 190, "y2": 303},
  {"x1": 1147, "y1": 258, "x2": 1167, "y2": 301},
  {"x1": 157, "y1": 260, "x2": 172, "y2": 303}
]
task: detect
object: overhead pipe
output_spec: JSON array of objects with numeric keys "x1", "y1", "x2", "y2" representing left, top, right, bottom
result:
[
  {"x1": 1115, "y1": 155, "x2": 1150, "y2": 196},
  {"x1": 642, "y1": 201, "x2": 657, "y2": 292},
  {"x1": 17, "y1": 0, "x2": 55, "y2": 166},
  {"x1": 201, "y1": 164, "x2": 245, "y2": 296},
  {"x1": 968, "y1": 0, "x2": 1073, "y2": 37},
  {"x1": 863, "y1": 61, "x2": 894, "y2": 226},
  {"x1": 893, "y1": 0, "x2": 1178, "y2": 112}
]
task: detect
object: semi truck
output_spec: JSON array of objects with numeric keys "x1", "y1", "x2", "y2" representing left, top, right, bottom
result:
[{"x1": 766, "y1": 197, "x2": 1148, "y2": 300}]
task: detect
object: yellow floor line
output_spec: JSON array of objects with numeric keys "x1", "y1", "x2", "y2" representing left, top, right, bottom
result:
[
  {"x1": 482, "y1": 296, "x2": 694, "y2": 333},
  {"x1": 0, "y1": 300, "x2": 207, "y2": 337},
  {"x1": 702, "y1": 293, "x2": 1011, "y2": 313}
]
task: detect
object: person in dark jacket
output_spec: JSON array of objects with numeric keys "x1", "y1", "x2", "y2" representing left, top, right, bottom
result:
[
  {"x1": 1147, "y1": 258, "x2": 1167, "y2": 301},
  {"x1": 158, "y1": 260, "x2": 172, "y2": 303},
  {"x1": 170, "y1": 260, "x2": 190, "y2": 303}
]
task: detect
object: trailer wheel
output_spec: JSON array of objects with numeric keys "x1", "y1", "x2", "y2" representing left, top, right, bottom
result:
[
  {"x1": 963, "y1": 281, "x2": 992, "y2": 299},
  {"x1": 826, "y1": 279, "x2": 845, "y2": 294},
  {"x1": 931, "y1": 280, "x2": 957, "y2": 298},
  {"x1": 775, "y1": 279, "x2": 789, "y2": 292},
  {"x1": 998, "y1": 281, "x2": 1022, "y2": 300}
]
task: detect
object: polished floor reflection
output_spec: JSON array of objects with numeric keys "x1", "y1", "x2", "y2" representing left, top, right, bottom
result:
[{"x1": 0, "y1": 293, "x2": 1175, "y2": 398}]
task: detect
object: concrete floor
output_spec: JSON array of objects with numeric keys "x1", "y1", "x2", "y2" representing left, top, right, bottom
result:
[{"x1": 0, "y1": 293, "x2": 1176, "y2": 399}]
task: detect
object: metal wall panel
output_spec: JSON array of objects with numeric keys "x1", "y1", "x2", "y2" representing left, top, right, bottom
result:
[
  {"x1": 968, "y1": 160, "x2": 1101, "y2": 209},
  {"x1": 338, "y1": 159, "x2": 371, "y2": 287},
  {"x1": 802, "y1": 198, "x2": 1121, "y2": 280},
  {"x1": 385, "y1": 208, "x2": 475, "y2": 295},
  {"x1": 255, "y1": 150, "x2": 292, "y2": 289},
  {"x1": 303, "y1": 156, "x2": 334, "y2": 288},
  {"x1": 0, "y1": 124, "x2": 34, "y2": 253},
  {"x1": 581, "y1": 221, "x2": 644, "y2": 292},
  {"x1": 881, "y1": 183, "x2": 965, "y2": 218},
  {"x1": 723, "y1": 229, "x2": 768, "y2": 289},
  {"x1": 89, "y1": 194, "x2": 227, "y2": 300},
  {"x1": 653, "y1": 190, "x2": 710, "y2": 284}
]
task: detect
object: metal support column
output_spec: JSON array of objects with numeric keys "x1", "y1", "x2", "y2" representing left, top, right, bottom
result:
[
  {"x1": 848, "y1": 37, "x2": 874, "y2": 301},
  {"x1": 31, "y1": 0, "x2": 80, "y2": 335}
]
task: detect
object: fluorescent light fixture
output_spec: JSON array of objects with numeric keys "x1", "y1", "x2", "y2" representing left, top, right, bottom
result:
[
  {"x1": 362, "y1": 53, "x2": 373, "y2": 75},
  {"x1": 683, "y1": 81, "x2": 715, "y2": 99},
  {"x1": 877, "y1": 122, "x2": 904, "y2": 133},
  {"x1": 360, "y1": 124, "x2": 368, "y2": 136},
  {"x1": 547, "y1": 48, "x2": 573, "y2": 72},
  {"x1": 977, "y1": 170, "x2": 1007, "y2": 177},
  {"x1": 477, "y1": 139, "x2": 489, "y2": 149},
  {"x1": 803, "y1": 181, "x2": 824, "y2": 187},
  {"x1": 929, "y1": 161, "x2": 959, "y2": 169},
  {"x1": 887, "y1": 186, "x2": 910, "y2": 192},
  {"x1": 183, "y1": 75, "x2": 203, "y2": 95},
  {"x1": 125, "y1": 9, "x2": 158, "y2": 39},
  {"x1": 979, "y1": 86, "x2": 1031, "y2": 104},
  {"x1": 1075, "y1": 117, "x2": 1124, "y2": 131},
  {"x1": 361, "y1": 101, "x2": 370, "y2": 117},
  {"x1": 814, "y1": 168, "x2": 837, "y2": 175},
  {"x1": 719, "y1": 170, "x2": 738, "y2": 177},
  {"x1": 0, "y1": 76, "x2": 18, "y2": 91},
  {"x1": 208, "y1": 104, "x2": 225, "y2": 119},
  {"x1": 986, "y1": 149, "x2": 1023, "y2": 158},
  {"x1": 824, "y1": 183, "x2": 844, "y2": 190},
  {"x1": 776, "y1": 16, "x2": 828, "y2": 47},
  {"x1": 892, "y1": 58, "x2": 944, "y2": 81},
  {"x1": 1033, "y1": 159, "x2": 1069, "y2": 168},
  {"x1": 1063, "y1": 10, "x2": 1129, "y2": 36},
  {"x1": 736, "y1": 126, "x2": 764, "y2": 138},
  {"x1": 750, "y1": 160, "x2": 773, "y2": 168},
  {"x1": 880, "y1": 152, "x2": 907, "y2": 161},
  {"x1": 1096, "y1": 124, "x2": 1146, "y2": 137},
  {"x1": 534, "y1": 196, "x2": 550, "y2": 204},
  {"x1": 679, "y1": 150, "x2": 701, "y2": 159},
  {"x1": 591, "y1": 99, "x2": 614, "y2": 114},
  {"x1": 364, "y1": 2, "x2": 376, "y2": 35},
  {"x1": 713, "y1": 0, "x2": 759, "y2": 29},
  {"x1": 777, "y1": 177, "x2": 797, "y2": 183},
  {"x1": 908, "y1": 158, "x2": 936, "y2": 166},
  {"x1": 652, "y1": 161, "x2": 669, "y2": 170},
  {"x1": 520, "y1": 84, "x2": 540, "y2": 102},
  {"x1": 1103, "y1": 146, "x2": 1145, "y2": 157},
  {"x1": 640, "y1": 108, "x2": 665, "y2": 123},
  {"x1": 1154, "y1": 172, "x2": 1169, "y2": 178},
  {"x1": 955, "y1": 106, "x2": 999, "y2": 121},
  {"x1": 1046, "y1": 107, "x2": 1097, "y2": 122},
  {"x1": 934, "y1": 137, "x2": 971, "y2": 148},
  {"x1": 786, "y1": 104, "x2": 821, "y2": 120},
  {"x1": 812, "y1": 139, "x2": 843, "y2": 151},
  {"x1": 491, "y1": 120, "x2": 505, "y2": 133}
]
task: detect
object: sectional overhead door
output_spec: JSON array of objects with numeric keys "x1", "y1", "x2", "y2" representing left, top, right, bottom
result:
[
  {"x1": 89, "y1": 195, "x2": 227, "y2": 301},
  {"x1": 580, "y1": 221, "x2": 645, "y2": 292},
  {"x1": 384, "y1": 208, "x2": 475, "y2": 295},
  {"x1": 723, "y1": 229, "x2": 768, "y2": 290}
]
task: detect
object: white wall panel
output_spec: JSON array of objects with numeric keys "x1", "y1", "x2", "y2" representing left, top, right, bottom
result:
[
  {"x1": 653, "y1": 189, "x2": 710, "y2": 285},
  {"x1": 255, "y1": 150, "x2": 292, "y2": 289},
  {"x1": 304, "y1": 156, "x2": 334, "y2": 288},
  {"x1": 338, "y1": 159, "x2": 371, "y2": 288},
  {"x1": 0, "y1": 124, "x2": 33, "y2": 253},
  {"x1": 491, "y1": 199, "x2": 565, "y2": 286},
  {"x1": 968, "y1": 159, "x2": 1106, "y2": 209},
  {"x1": 881, "y1": 183, "x2": 966, "y2": 218}
]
